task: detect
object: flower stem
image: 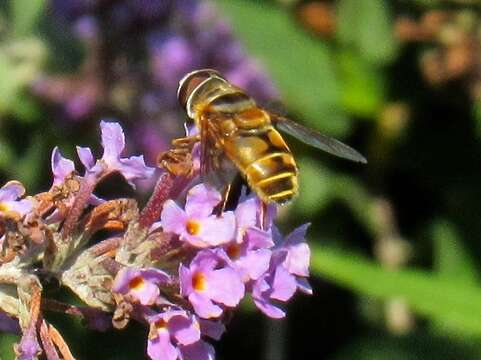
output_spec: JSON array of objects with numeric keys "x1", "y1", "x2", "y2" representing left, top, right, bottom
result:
[
  {"x1": 61, "y1": 174, "x2": 97, "y2": 240},
  {"x1": 138, "y1": 173, "x2": 175, "y2": 229}
]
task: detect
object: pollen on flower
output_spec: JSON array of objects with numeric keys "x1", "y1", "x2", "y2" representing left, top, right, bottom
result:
[
  {"x1": 186, "y1": 219, "x2": 201, "y2": 235},
  {"x1": 226, "y1": 243, "x2": 241, "y2": 260},
  {"x1": 192, "y1": 271, "x2": 207, "y2": 291},
  {"x1": 0, "y1": 203, "x2": 9, "y2": 212},
  {"x1": 129, "y1": 276, "x2": 145, "y2": 291}
]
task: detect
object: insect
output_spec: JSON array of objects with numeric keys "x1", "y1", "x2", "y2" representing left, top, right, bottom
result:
[{"x1": 159, "y1": 69, "x2": 366, "y2": 205}]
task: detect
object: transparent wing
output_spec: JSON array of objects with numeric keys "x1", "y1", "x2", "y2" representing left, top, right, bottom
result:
[
  {"x1": 199, "y1": 113, "x2": 238, "y2": 189},
  {"x1": 272, "y1": 114, "x2": 367, "y2": 164}
]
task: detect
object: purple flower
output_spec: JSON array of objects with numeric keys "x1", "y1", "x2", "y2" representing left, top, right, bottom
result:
[
  {"x1": 198, "y1": 319, "x2": 225, "y2": 341},
  {"x1": 178, "y1": 340, "x2": 215, "y2": 360},
  {"x1": 51, "y1": 147, "x2": 75, "y2": 186},
  {"x1": 47, "y1": 147, "x2": 102, "y2": 223},
  {"x1": 180, "y1": 249, "x2": 244, "y2": 319},
  {"x1": 146, "y1": 309, "x2": 201, "y2": 360},
  {"x1": 16, "y1": 324, "x2": 41, "y2": 360},
  {"x1": 112, "y1": 267, "x2": 170, "y2": 306},
  {"x1": 0, "y1": 181, "x2": 33, "y2": 217},
  {"x1": 0, "y1": 311, "x2": 20, "y2": 334},
  {"x1": 277, "y1": 224, "x2": 311, "y2": 280},
  {"x1": 150, "y1": 35, "x2": 198, "y2": 88},
  {"x1": 160, "y1": 184, "x2": 235, "y2": 248},
  {"x1": 219, "y1": 196, "x2": 274, "y2": 282},
  {"x1": 251, "y1": 224, "x2": 312, "y2": 319},
  {"x1": 77, "y1": 121, "x2": 155, "y2": 187}
]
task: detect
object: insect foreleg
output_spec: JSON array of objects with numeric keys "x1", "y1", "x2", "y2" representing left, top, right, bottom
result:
[
  {"x1": 158, "y1": 135, "x2": 200, "y2": 176},
  {"x1": 171, "y1": 134, "x2": 201, "y2": 148}
]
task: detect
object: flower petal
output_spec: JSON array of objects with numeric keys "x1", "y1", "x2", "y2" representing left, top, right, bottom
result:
[
  {"x1": 270, "y1": 265, "x2": 297, "y2": 302},
  {"x1": 245, "y1": 228, "x2": 274, "y2": 249},
  {"x1": 147, "y1": 331, "x2": 178, "y2": 360},
  {"x1": 161, "y1": 200, "x2": 189, "y2": 235},
  {"x1": 0, "y1": 181, "x2": 25, "y2": 202},
  {"x1": 51, "y1": 147, "x2": 75, "y2": 185},
  {"x1": 179, "y1": 341, "x2": 215, "y2": 360},
  {"x1": 169, "y1": 315, "x2": 200, "y2": 346},
  {"x1": 189, "y1": 250, "x2": 219, "y2": 273},
  {"x1": 199, "y1": 320, "x2": 225, "y2": 341},
  {"x1": 100, "y1": 120, "x2": 125, "y2": 162},
  {"x1": 76, "y1": 146, "x2": 95, "y2": 170},
  {"x1": 296, "y1": 278, "x2": 313, "y2": 295},
  {"x1": 253, "y1": 297, "x2": 286, "y2": 319},
  {"x1": 234, "y1": 197, "x2": 258, "y2": 233},
  {"x1": 185, "y1": 184, "x2": 221, "y2": 218},
  {"x1": 284, "y1": 223, "x2": 310, "y2": 246},
  {"x1": 188, "y1": 292, "x2": 223, "y2": 319},
  {"x1": 284, "y1": 242, "x2": 310, "y2": 277},
  {"x1": 2, "y1": 199, "x2": 34, "y2": 216},
  {"x1": 196, "y1": 213, "x2": 236, "y2": 247},
  {"x1": 235, "y1": 248, "x2": 271, "y2": 281},
  {"x1": 118, "y1": 155, "x2": 155, "y2": 184},
  {"x1": 179, "y1": 264, "x2": 194, "y2": 297},
  {"x1": 204, "y1": 267, "x2": 244, "y2": 307}
]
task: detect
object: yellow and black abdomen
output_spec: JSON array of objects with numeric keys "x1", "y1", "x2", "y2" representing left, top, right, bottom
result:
[{"x1": 222, "y1": 109, "x2": 299, "y2": 204}]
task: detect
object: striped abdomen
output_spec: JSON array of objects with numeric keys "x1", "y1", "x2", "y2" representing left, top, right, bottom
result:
[{"x1": 219, "y1": 106, "x2": 299, "y2": 204}]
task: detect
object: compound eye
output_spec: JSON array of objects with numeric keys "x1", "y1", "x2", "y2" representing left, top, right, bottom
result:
[{"x1": 177, "y1": 69, "x2": 223, "y2": 109}]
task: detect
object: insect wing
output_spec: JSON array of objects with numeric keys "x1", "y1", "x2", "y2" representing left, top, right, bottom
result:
[
  {"x1": 199, "y1": 113, "x2": 238, "y2": 189},
  {"x1": 273, "y1": 115, "x2": 367, "y2": 163}
]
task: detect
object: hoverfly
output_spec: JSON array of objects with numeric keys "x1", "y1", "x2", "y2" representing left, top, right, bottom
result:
[{"x1": 159, "y1": 69, "x2": 366, "y2": 205}]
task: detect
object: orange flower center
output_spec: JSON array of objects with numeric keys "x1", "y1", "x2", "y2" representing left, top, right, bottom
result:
[
  {"x1": 192, "y1": 271, "x2": 207, "y2": 291},
  {"x1": 128, "y1": 276, "x2": 145, "y2": 291},
  {"x1": 186, "y1": 219, "x2": 201, "y2": 235},
  {"x1": 154, "y1": 318, "x2": 168, "y2": 331},
  {"x1": 0, "y1": 203, "x2": 9, "y2": 212},
  {"x1": 226, "y1": 243, "x2": 241, "y2": 260}
]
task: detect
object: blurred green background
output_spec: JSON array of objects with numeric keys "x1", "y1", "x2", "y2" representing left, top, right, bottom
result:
[{"x1": 2, "y1": 0, "x2": 481, "y2": 359}]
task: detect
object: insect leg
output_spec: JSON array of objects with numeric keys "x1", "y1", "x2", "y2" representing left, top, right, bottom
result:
[
  {"x1": 219, "y1": 183, "x2": 232, "y2": 215},
  {"x1": 171, "y1": 134, "x2": 201, "y2": 148},
  {"x1": 157, "y1": 135, "x2": 200, "y2": 176}
]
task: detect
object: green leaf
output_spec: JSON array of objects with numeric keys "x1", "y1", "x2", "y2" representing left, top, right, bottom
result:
[
  {"x1": 337, "y1": 0, "x2": 398, "y2": 65},
  {"x1": 332, "y1": 175, "x2": 376, "y2": 234},
  {"x1": 10, "y1": 92, "x2": 43, "y2": 123},
  {"x1": 0, "y1": 54, "x2": 22, "y2": 114},
  {"x1": 0, "y1": 332, "x2": 17, "y2": 360},
  {"x1": 430, "y1": 219, "x2": 479, "y2": 335},
  {"x1": 0, "y1": 38, "x2": 46, "y2": 115},
  {"x1": 216, "y1": 0, "x2": 350, "y2": 136},
  {"x1": 432, "y1": 219, "x2": 478, "y2": 284},
  {"x1": 0, "y1": 137, "x2": 14, "y2": 171},
  {"x1": 311, "y1": 245, "x2": 481, "y2": 337},
  {"x1": 12, "y1": 133, "x2": 46, "y2": 190},
  {"x1": 338, "y1": 51, "x2": 386, "y2": 117},
  {"x1": 294, "y1": 158, "x2": 375, "y2": 232},
  {"x1": 11, "y1": 0, "x2": 45, "y2": 37},
  {"x1": 294, "y1": 158, "x2": 334, "y2": 216},
  {"x1": 334, "y1": 333, "x2": 481, "y2": 360}
]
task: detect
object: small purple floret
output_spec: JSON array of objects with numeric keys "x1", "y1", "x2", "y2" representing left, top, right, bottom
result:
[
  {"x1": 180, "y1": 249, "x2": 244, "y2": 319},
  {"x1": 146, "y1": 310, "x2": 202, "y2": 360},
  {"x1": 0, "y1": 181, "x2": 33, "y2": 217},
  {"x1": 51, "y1": 147, "x2": 76, "y2": 186},
  {"x1": 77, "y1": 121, "x2": 155, "y2": 187},
  {"x1": 112, "y1": 267, "x2": 170, "y2": 306},
  {"x1": 251, "y1": 224, "x2": 311, "y2": 318},
  {"x1": 160, "y1": 184, "x2": 236, "y2": 248}
]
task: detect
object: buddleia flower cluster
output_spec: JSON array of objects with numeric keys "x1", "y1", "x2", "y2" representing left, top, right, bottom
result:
[{"x1": 0, "y1": 120, "x2": 311, "y2": 360}]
